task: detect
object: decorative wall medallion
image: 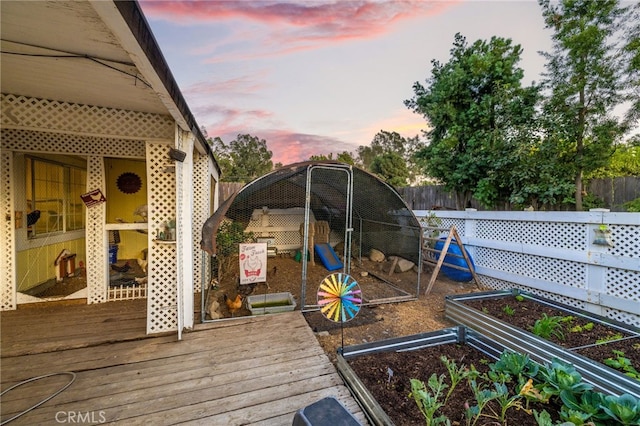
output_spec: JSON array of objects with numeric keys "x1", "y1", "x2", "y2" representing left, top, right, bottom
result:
[{"x1": 117, "y1": 172, "x2": 142, "y2": 194}]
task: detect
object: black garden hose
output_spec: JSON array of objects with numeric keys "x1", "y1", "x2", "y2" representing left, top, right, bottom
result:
[{"x1": 0, "y1": 372, "x2": 76, "y2": 425}]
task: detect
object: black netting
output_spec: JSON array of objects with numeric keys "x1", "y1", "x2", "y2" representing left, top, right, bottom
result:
[{"x1": 202, "y1": 161, "x2": 423, "y2": 315}]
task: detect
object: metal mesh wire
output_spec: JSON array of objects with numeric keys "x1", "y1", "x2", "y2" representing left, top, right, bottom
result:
[{"x1": 205, "y1": 162, "x2": 423, "y2": 316}]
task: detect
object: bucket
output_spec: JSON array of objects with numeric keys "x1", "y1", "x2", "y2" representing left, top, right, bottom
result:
[{"x1": 108, "y1": 245, "x2": 118, "y2": 264}]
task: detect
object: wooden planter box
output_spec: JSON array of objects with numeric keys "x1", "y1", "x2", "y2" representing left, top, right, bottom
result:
[{"x1": 445, "y1": 289, "x2": 640, "y2": 398}]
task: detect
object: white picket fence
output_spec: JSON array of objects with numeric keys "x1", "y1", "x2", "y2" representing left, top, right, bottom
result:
[{"x1": 414, "y1": 209, "x2": 640, "y2": 327}]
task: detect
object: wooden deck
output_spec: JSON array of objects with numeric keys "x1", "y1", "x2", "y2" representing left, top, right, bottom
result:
[{"x1": 1, "y1": 300, "x2": 368, "y2": 425}]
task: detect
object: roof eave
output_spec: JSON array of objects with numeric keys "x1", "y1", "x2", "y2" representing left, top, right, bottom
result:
[{"x1": 90, "y1": 0, "x2": 220, "y2": 173}]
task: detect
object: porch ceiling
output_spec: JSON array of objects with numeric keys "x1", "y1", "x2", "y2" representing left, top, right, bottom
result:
[{"x1": 0, "y1": 1, "x2": 169, "y2": 115}]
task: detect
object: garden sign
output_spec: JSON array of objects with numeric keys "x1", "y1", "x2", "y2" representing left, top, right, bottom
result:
[{"x1": 239, "y1": 243, "x2": 267, "y2": 285}]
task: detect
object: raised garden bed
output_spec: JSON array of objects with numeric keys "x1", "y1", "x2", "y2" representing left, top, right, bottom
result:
[
  {"x1": 445, "y1": 289, "x2": 640, "y2": 398},
  {"x1": 338, "y1": 326, "x2": 640, "y2": 426}
]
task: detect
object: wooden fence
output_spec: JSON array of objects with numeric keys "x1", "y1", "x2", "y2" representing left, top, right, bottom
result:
[{"x1": 399, "y1": 177, "x2": 640, "y2": 211}]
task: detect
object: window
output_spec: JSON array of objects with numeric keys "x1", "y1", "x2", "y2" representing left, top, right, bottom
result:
[{"x1": 26, "y1": 157, "x2": 86, "y2": 238}]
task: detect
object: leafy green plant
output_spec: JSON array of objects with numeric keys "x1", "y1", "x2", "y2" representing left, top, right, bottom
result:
[
  {"x1": 623, "y1": 197, "x2": 640, "y2": 212},
  {"x1": 514, "y1": 294, "x2": 525, "y2": 302},
  {"x1": 532, "y1": 409, "x2": 553, "y2": 426},
  {"x1": 559, "y1": 407, "x2": 595, "y2": 425},
  {"x1": 531, "y1": 313, "x2": 565, "y2": 341},
  {"x1": 465, "y1": 379, "x2": 500, "y2": 426},
  {"x1": 215, "y1": 221, "x2": 255, "y2": 282},
  {"x1": 602, "y1": 393, "x2": 640, "y2": 425},
  {"x1": 502, "y1": 304, "x2": 515, "y2": 316},
  {"x1": 492, "y1": 382, "x2": 529, "y2": 423},
  {"x1": 490, "y1": 350, "x2": 539, "y2": 381},
  {"x1": 604, "y1": 350, "x2": 640, "y2": 380},
  {"x1": 569, "y1": 322, "x2": 594, "y2": 333},
  {"x1": 441, "y1": 356, "x2": 477, "y2": 403},
  {"x1": 560, "y1": 390, "x2": 608, "y2": 424},
  {"x1": 538, "y1": 359, "x2": 593, "y2": 399},
  {"x1": 596, "y1": 332, "x2": 624, "y2": 344},
  {"x1": 409, "y1": 376, "x2": 450, "y2": 426}
]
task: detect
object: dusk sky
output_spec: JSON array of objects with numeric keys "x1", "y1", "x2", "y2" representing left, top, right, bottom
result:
[{"x1": 139, "y1": 0, "x2": 555, "y2": 165}]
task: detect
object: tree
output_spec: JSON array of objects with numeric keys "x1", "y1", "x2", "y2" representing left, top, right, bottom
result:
[
  {"x1": 308, "y1": 151, "x2": 356, "y2": 165},
  {"x1": 357, "y1": 130, "x2": 424, "y2": 184},
  {"x1": 538, "y1": 0, "x2": 629, "y2": 210},
  {"x1": 213, "y1": 134, "x2": 273, "y2": 182},
  {"x1": 588, "y1": 139, "x2": 640, "y2": 178},
  {"x1": 370, "y1": 152, "x2": 410, "y2": 187},
  {"x1": 405, "y1": 33, "x2": 538, "y2": 209},
  {"x1": 209, "y1": 136, "x2": 233, "y2": 178},
  {"x1": 621, "y1": 2, "x2": 640, "y2": 133}
]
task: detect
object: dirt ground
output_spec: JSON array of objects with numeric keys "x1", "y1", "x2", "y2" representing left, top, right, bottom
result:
[{"x1": 204, "y1": 253, "x2": 482, "y2": 364}]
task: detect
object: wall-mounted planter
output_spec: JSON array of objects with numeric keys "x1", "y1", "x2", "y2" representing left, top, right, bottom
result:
[
  {"x1": 445, "y1": 289, "x2": 640, "y2": 398},
  {"x1": 337, "y1": 326, "x2": 508, "y2": 426}
]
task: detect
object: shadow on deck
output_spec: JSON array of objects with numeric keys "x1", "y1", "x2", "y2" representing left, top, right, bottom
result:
[{"x1": 1, "y1": 299, "x2": 367, "y2": 425}]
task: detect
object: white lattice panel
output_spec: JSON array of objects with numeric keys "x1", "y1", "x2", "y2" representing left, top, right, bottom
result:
[
  {"x1": 146, "y1": 142, "x2": 177, "y2": 333},
  {"x1": 476, "y1": 247, "x2": 587, "y2": 288},
  {"x1": 1, "y1": 94, "x2": 173, "y2": 140},
  {"x1": 431, "y1": 211, "x2": 640, "y2": 326},
  {"x1": 605, "y1": 268, "x2": 640, "y2": 301},
  {"x1": 438, "y1": 218, "x2": 466, "y2": 236},
  {"x1": 603, "y1": 307, "x2": 640, "y2": 328},
  {"x1": 192, "y1": 153, "x2": 210, "y2": 292},
  {"x1": 86, "y1": 156, "x2": 107, "y2": 304},
  {"x1": 1, "y1": 150, "x2": 16, "y2": 310},
  {"x1": 245, "y1": 208, "x2": 316, "y2": 251},
  {"x1": 609, "y1": 224, "x2": 640, "y2": 258},
  {"x1": 1, "y1": 129, "x2": 145, "y2": 158},
  {"x1": 476, "y1": 220, "x2": 586, "y2": 250},
  {"x1": 479, "y1": 276, "x2": 587, "y2": 309}
]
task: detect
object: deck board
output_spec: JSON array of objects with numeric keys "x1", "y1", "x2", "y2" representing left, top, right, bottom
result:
[{"x1": 1, "y1": 302, "x2": 368, "y2": 425}]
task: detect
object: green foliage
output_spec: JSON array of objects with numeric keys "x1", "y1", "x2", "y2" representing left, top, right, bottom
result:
[
  {"x1": 538, "y1": 359, "x2": 593, "y2": 398},
  {"x1": 560, "y1": 390, "x2": 608, "y2": 423},
  {"x1": 568, "y1": 322, "x2": 594, "y2": 333},
  {"x1": 440, "y1": 356, "x2": 478, "y2": 404},
  {"x1": 370, "y1": 152, "x2": 410, "y2": 187},
  {"x1": 215, "y1": 221, "x2": 255, "y2": 281},
  {"x1": 408, "y1": 350, "x2": 639, "y2": 425},
  {"x1": 624, "y1": 197, "x2": 640, "y2": 212},
  {"x1": 211, "y1": 134, "x2": 273, "y2": 183},
  {"x1": 602, "y1": 393, "x2": 640, "y2": 425},
  {"x1": 405, "y1": 32, "x2": 539, "y2": 209},
  {"x1": 490, "y1": 351, "x2": 539, "y2": 379},
  {"x1": 596, "y1": 332, "x2": 624, "y2": 344},
  {"x1": 308, "y1": 151, "x2": 356, "y2": 165},
  {"x1": 604, "y1": 350, "x2": 640, "y2": 379},
  {"x1": 502, "y1": 305, "x2": 515, "y2": 316},
  {"x1": 580, "y1": 192, "x2": 606, "y2": 211},
  {"x1": 538, "y1": 0, "x2": 630, "y2": 210},
  {"x1": 531, "y1": 313, "x2": 565, "y2": 341},
  {"x1": 409, "y1": 376, "x2": 451, "y2": 426},
  {"x1": 588, "y1": 144, "x2": 640, "y2": 178}
]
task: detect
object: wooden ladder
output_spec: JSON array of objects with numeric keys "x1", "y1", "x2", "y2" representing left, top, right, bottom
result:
[{"x1": 422, "y1": 225, "x2": 482, "y2": 294}]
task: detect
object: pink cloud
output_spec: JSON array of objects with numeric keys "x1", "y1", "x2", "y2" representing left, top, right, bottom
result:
[
  {"x1": 259, "y1": 130, "x2": 355, "y2": 165},
  {"x1": 140, "y1": 1, "x2": 460, "y2": 61},
  {"x1": 200, "y1": 125, "x2": 356, "y2": 165},
  {"x1": 183, "y1": 72, "x2": 269, "y2": 97}
]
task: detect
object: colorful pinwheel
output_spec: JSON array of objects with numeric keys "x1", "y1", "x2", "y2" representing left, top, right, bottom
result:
[{"x1": 317, "y1": 273, "x2": 362, "y2": 323}]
